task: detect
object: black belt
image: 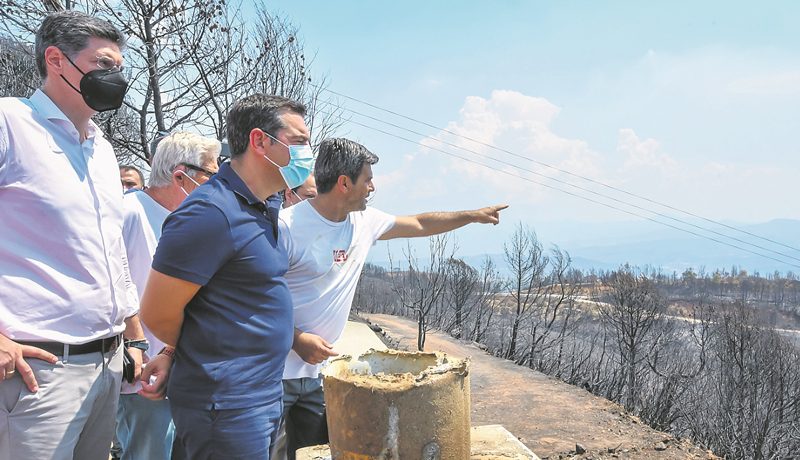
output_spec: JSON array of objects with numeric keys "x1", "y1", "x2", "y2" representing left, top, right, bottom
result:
[{"x1": 18, "y1": 334, "x2": 122, "y2": 357}]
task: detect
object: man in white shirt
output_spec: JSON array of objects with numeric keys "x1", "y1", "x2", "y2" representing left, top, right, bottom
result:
[
  {"x1": 275, "y1": 138, "x2": 507, "y2": 459},
  {"x1": 114, "y1": 132, "x2": 220, "y2": 460},
  {"x1": 0, "y1": 11, "x2": 146, "y2": 460}
]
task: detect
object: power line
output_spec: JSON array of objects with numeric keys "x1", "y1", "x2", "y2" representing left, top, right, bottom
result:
[
  {"x1": 315, "y1": 107, "x2": 800, "y2": 270},
  {"x1": 314, "y1": 99, "x2": 800, "y2": 266},
  {"x1": 315, "y1": 85, "x2": 800, "y2": 255}
]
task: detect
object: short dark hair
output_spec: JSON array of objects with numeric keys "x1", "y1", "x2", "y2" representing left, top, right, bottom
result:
[
  {"x1": 225, "y1": 94, "x2": 306, "y2": 158},
  {"x1": 35, "y1": 11, "x2": 126, "y2": 78},
  {"x1": 119, "y1": 165, "x2": 144, "y2": 186},
  {"x1": 315, "y1": 138, "x2": 379, "y2": 194}
]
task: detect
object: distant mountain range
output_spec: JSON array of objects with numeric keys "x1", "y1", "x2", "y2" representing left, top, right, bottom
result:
[
  {"x1": 370, "y1": 219, "x2": 800, "y2": 277},
  {"x1": 554, "y1": 218, "x2": 800, "y2": 274}
]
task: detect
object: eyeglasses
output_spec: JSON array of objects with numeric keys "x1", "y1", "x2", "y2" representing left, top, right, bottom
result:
[
  {"x1": 180, "y1": 163, "x2": 217, "y2": 177},
  {"x1": 92, "y1": 55, "x2": 124, "y2": 72}
]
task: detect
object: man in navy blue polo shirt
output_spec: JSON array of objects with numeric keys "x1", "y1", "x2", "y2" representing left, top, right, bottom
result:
[{"x1": 139, "y1": 94, "x2": 314, "y2": 459}]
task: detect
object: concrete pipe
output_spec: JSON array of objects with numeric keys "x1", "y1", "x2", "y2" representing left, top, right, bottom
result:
[{"x1": 322, "y1": 349, "x2": 471, "y2": 460}]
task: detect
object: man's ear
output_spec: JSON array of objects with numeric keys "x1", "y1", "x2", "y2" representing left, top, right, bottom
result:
[
  {"x1": 249, "y1": 128, "x2": 272, "y2": 154},
  {"x1": 336, "y1": 175, "x2": 350, "y2": 192},
  {"x1": 44, "y1": 45, "x2": 65, "y2": 74}
]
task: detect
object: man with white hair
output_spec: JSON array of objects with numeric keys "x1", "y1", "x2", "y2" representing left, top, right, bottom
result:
[{"x1": 115, "y1": 132, "x2": 220, "y2": 460}]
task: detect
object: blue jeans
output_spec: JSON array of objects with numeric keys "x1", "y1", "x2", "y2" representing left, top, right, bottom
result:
[
  {"x1": 115, "y1": 393, "x2": 175, "y2": 460},
  {"x1": 170, "y1": 398, "x2": 282, "y2": 460}
]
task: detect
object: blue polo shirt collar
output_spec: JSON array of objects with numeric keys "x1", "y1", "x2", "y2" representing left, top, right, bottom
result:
[
  {"x1": 216, "y1": 162, "x2": 261, "y2": 206},
  {"x1": 216, "y1": 163, "x2": 282, "y2": 238},
  {"x1": 216, "y1": 162, "x2": 282, "y2": 210}
]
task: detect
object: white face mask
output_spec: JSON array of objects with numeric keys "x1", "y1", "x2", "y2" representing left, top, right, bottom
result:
[{"x1": 176, "y1": 169, "x2": 201, "y2": 197}]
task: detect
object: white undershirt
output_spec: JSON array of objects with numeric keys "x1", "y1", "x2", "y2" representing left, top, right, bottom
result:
[{"x1": 120, "y1": 190, "x2": 170, "y2": 393}]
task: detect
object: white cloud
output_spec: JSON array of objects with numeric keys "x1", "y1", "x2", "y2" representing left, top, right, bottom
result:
[
  {"x1": 567, "y1": 46, "x2": 800, "y2": 221},
  {"x1": 374, "y1": 81, "x2": 800, "y2": 229},
  {"x1": 727, "y1": 70, "x2": 800, "y2": 95},
  {"x1": 422, "y1": 77, "x2": 444, "y2": 89},
  {"x1": 617, "y1": 128, "x2": 676, "y2": 171},
  {"x1": 373, "y1": 155, "x2": 411, "y2": 190},
  {"x1": 416, "y1": 90, "x2": 603, "y2": 203}
]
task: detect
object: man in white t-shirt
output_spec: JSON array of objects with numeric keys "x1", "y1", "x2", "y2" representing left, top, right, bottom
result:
[
  {"x1": 274, "y1": 138, "x2": 507, "y2": 459},
  {"x1": 115, "y1": 132, "x2": 220, "y2": 460}
]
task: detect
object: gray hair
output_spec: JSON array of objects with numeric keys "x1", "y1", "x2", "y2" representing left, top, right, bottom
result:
[
  {"x1": 315, "y1": 138, "x2": 379, "y2": 194},
  {"x1": 35, "y1": 11, "x2": 126, "y2": 78},
  {"x1": 226, "y1": 94, "x2": 306, "y2": 158},
  {"x1": 148, "y1": 132, "x2": 221, "y2": 188}
]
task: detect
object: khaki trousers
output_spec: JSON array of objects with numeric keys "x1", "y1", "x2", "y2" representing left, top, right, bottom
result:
[{"x1": 0, "y1": 344, "x2": 122, "y2": 460}]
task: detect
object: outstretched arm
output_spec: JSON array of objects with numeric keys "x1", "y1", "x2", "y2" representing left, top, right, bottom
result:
[{"x1": 379, "y1": 204, "x2": 508, "y2": 240}]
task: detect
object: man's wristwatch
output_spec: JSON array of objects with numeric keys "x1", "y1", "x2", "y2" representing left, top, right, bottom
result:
[{"x1": 124, "y1": 339, "x2": 149, "y2": 352}]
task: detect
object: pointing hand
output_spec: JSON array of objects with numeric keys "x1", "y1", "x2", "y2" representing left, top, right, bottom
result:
[{"x1": 474, "y1": 204, "x2": 509, "y2": 225}]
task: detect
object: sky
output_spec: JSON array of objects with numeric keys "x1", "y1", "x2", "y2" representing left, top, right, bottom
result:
[{"x1": 261, "y1": 1, "x2": 800, "y2": 259}]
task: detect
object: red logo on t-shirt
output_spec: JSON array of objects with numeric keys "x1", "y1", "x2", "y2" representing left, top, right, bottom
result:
[{"x1": 333, "y1": 249, "x2": 348, "y2": 263}]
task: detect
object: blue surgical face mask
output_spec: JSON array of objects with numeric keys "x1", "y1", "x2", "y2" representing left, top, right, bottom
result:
[{"x1": 263, "y1": 132, "x2": 314, "y2": 189}]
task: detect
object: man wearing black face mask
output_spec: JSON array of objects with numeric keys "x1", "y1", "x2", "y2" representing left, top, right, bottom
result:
[{"x1": 0, "y1": 12, "x2": 144, "y2": 460}]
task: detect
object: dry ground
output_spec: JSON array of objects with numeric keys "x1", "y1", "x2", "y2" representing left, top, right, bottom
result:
[{"x1": 362, "y1": 313, "x2": 718, "y2": 460}]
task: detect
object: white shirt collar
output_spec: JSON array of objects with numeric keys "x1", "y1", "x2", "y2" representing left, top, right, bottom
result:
[{"x1": 28, "y1": 89, "x2": 104, "y2": 140}]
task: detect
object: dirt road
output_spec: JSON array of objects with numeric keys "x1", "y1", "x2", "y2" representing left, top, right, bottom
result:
[{"x1": 363, "y1": 313, "x2": 716, "y2": 460}]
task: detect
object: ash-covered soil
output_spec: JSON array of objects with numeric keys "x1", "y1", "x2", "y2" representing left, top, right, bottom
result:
[{"x1": 362, "y1": 313, "x2": 718, "y2": 460}]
